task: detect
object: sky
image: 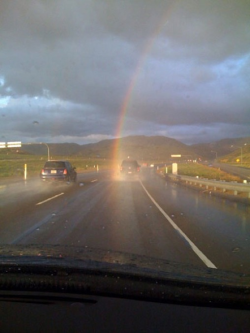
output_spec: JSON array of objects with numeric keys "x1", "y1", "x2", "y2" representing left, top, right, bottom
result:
[{"x1": 0, "y1": 0, "x2": 250, "y2": 146}]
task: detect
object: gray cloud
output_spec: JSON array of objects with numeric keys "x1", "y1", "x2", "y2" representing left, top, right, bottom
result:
[{"x1": 0, "y1": 0, "x2": 250, "y2": 145}]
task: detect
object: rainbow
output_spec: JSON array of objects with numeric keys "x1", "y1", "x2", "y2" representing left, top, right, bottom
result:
[{"x1": 112, "y1": 1, "x2": 177, "y2": 165}]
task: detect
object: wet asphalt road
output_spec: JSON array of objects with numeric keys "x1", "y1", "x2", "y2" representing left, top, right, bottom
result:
[{"x1": 0, "y1": 168, "x2": 249, "y2": 273}]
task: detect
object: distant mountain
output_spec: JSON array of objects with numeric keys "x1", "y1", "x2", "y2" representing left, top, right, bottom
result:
[
  {"x1": 191, "y1": 137, "x2": 250, "y2": 159},
  {"x1": 19, "y1": 136, "x2": 250, "y2": 162},
  {"x1": 21, "y1": 143, "x2": 81, "y2": 157},
  {"x1": 75, "y1": 136, "x2": 197, "y2": 161},
  {"x1": 20, "y1": 136, "x2": 197, "y2": 161}
]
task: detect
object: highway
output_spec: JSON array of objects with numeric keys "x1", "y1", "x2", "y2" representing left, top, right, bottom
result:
[
  {"x1": 214, "y1": 163, "x2": 250, "y2": 180},
  {"x1": 0, "y1": 168, "x2": 249, "y2": 273}
]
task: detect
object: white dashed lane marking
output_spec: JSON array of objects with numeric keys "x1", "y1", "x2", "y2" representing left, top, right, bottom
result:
[
  {"x1": 139, "y1": 180, "x2": 217, "y2": 269},
  {"x1": 36, "y1": 193, "x2": 64, "y2": 206}
]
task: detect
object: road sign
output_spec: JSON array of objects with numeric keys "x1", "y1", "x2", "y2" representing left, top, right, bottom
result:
[
  {"x1": 7, "y1": 142, "x2": 22, "y2": 148},
  {"x1": 0, "y1": 142, "x2": 6, "y2": 148}
]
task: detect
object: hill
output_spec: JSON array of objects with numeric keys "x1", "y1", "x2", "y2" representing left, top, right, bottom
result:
[
  {"x1": 21, "y1": 143, "x2": 81, "y2": 157},
  {"x1": 75, "y1": 136, "x2": 197, "y2": 161},
  {"x1": 191, "y1": 137, "x2": 250, "y2": 160},
  {"x1": 19, "y1": 136, "x2": 197, "y2": 162},
  {"x1": 18, "y1": 135, "x2": 250, "y2": 163}
]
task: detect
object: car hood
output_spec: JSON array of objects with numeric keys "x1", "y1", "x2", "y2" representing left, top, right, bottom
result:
[{"x1": 0, "y1": 244, "x2": 249, "y2": 309}]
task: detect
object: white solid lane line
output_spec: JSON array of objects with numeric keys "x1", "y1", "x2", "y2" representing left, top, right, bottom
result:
[
  {"x1": 139, "y1": 180, "x2": 217, "y2": 269},
  {"x1": 36, "y1": 192, "x2": 64, "y2": 206},
  {"x1": 91, "y1": 179, "x2": 98, "y2": 182}
]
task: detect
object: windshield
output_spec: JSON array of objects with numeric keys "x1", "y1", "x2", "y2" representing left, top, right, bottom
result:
[{"x1": 0, "y1": 0, "x2": 250, "y2": 280}]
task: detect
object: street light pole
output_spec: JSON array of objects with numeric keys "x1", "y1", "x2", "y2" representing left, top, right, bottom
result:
[
  {"x1": 231, "y1": 144, "x2": 247, "y2": 166},
  {"x1": 23, "y1": 142, "x2": 50, "y2": 160},
  {"x1": 41, "y1": 142, "x2": 50, "y2": 160}
]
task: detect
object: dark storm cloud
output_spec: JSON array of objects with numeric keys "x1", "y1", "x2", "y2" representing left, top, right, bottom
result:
[
  {"x1": 0, "y1": 0, "x2": 139, "y2": 105},
  {"x1": 0, "y1": 0, "x2": 250, "y2": 144},
  {"x1": 153, "y1": 0, "x2": 250, "y2": 63}
]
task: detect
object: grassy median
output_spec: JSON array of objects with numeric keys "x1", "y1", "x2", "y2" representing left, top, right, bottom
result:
[
  {"x1": 159, "y1": 163, "x2": 242, "y2": 182},
  {"x1": 0, "y1": 154, "x2": 113, "y2": 178}
]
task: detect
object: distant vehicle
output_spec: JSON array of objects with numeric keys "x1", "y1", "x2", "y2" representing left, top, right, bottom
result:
[
  {"x1": 40, "y1": 160, "x2": 77, "y2": 183},
  {"x1": 120, "y1": 159, "x2": 140, "y2": 177}
]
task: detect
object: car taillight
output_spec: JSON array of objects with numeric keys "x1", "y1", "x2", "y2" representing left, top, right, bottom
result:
[
  {"x1": 120, "y1": 166, "x2": 123, "y2": 171},
  {"x1": 137, "y1": 167, "x2": 140, "y2": 171},
  {"x1": 41, "y1": 169, "x2": 45, "y2": 174},
  {"x1": 63, "y1": 169, "x2": 67, "y2": 175}
]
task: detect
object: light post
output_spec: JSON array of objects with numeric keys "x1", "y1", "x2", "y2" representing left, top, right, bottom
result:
[
  {"x1": 24, "y1": 142, "x2": 50, "y2": 160},
  {"x1": 40, "y1": 142, "x2": 50, "y2": 161},
  {"x1": 231, "y1": 144, "x2": 247, "y2": 166}
]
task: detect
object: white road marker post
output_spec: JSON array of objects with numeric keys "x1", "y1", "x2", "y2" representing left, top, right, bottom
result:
[
  {"x1": 172, "y1": 163, "x2": 178, "y2": 175},
  {"x1": 24, "y1": 163, "x2": 27, "y2": 180}
]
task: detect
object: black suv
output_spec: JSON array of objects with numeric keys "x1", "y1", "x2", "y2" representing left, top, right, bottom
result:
[
  {"x1": 40, "y1": 160, "x2": 77, "y2": 183},
  {"x1": 120, "y1": 159, "x2": 140, "y2": 177}
]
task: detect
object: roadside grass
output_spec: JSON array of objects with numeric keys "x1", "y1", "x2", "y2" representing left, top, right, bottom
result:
[
  {"x1": 0, "y1": 154, "x2": 113, "y2": 178},
  {"x1": 160, "y1": 163, "x2": 242, "y2": 182},
  {"x1": 219, "y1": 150, "x2": 250, "y2": 167},
  {"x1": 0, "y1": 154, "x2": 245, "y2": 182}
]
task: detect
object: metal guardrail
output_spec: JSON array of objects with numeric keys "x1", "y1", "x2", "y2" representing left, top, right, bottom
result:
[{"x1": 168, "y1": 174, "x2": 250, "y2": 198}]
